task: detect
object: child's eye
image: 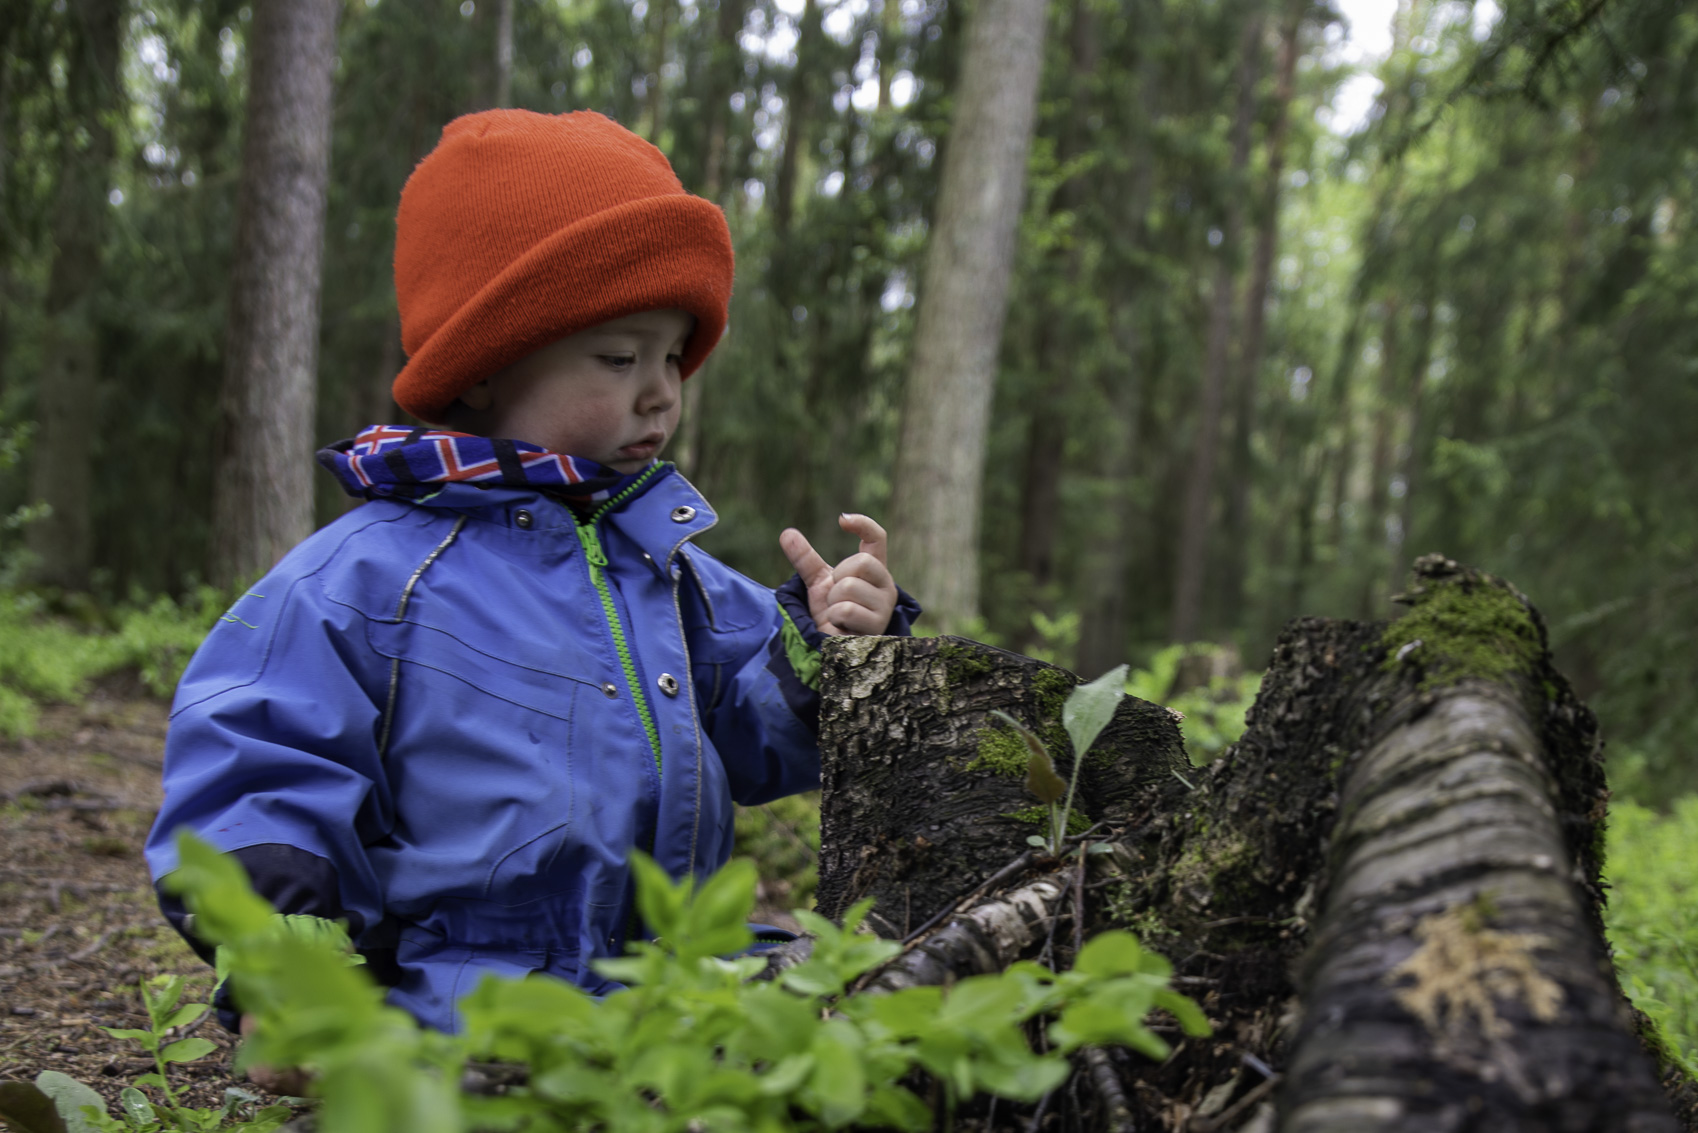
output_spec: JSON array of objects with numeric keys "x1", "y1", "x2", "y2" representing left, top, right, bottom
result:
[
  {"x1": 600, "y1": 354, "x2": 636, "y2": 370},
  {"x1": 666, "y1": 353, "x2": 683, "y2": 368}
]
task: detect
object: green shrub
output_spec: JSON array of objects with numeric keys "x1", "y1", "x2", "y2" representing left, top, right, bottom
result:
[
  {"x1": 1605, "y1": 795, "x2": 1698, "y2": 1075},
  {"x1": 1125, "y1": 645, "x2": 1261, "y2": 764},
  {"x1": 0, "y1": 587, "x2": 224, "y2": 735}
]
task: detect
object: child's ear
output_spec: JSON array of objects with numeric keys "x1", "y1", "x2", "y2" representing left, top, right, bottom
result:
[{"x1": 458, "y1": 381, "x2": 494, "y2": 411}]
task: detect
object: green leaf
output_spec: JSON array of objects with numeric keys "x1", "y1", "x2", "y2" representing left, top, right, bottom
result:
[
  {"x1": 162, "y1": 1004, "x2": 209, "y2": 1032},
  {"x1": 629, "y1": 850, "x2": 689, "y2": 944},
  {"x1": 992, "y1": 710, "x2": 1066, "y2": 804},
  {"x1": 1074, "y1": 931, "x2": 1151, "y2": 978},
  {"x1": 32, "y1": 1071, "x2": 107, "y2": 1133},
  {"x1": 100, "y1": 1027, "x2": 158, "y2": 1047},
  {"x1": 160, "y1": 1037, "x2": 218, "y2": 1063},
  {"x1": 758, "y1": 1054, "x2": 816, "y2": 1096},
  {"x1": 0, "y1": 1080, "x2": 69, "y2": 1133},
  {"x1": 1154, "y1": 987, "x2": 1213, "y2": 1037},
  {"x1": 1063, "y1": 664, "x2": 1128, "y2": 760},
  {"x1": 1026, "y1": 834, "x2": 1048, "y2": 847},
  {"x1": 807, "y1": 1020, "x2": 867, "y2": 1127},
  {"x1": 117, "y1": 1088, "x2": 156, "y2": 1129}
]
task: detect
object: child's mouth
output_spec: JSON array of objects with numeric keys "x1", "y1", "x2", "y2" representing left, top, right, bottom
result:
[{"x1": 617, "y1": 434, "x2": 665, "y2": 459}]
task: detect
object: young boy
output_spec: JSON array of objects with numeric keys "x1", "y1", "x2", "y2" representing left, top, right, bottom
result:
[{"x1": 144, "y1": 109, "x2": 919, "y2": 1035}]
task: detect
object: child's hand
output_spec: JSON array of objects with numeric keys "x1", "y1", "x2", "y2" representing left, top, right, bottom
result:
[{"x1": 779, "y1": 514, "x2": 899, "y2": 636}]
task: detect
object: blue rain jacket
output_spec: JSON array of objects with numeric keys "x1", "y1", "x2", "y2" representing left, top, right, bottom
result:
[{"x1": 146, "y1": 464, "x2": 915, "y2": 1031}]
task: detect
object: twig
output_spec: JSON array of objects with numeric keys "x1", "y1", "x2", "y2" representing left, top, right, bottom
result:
[
  {"x1": 900, "y1": 851, "x2": 1034, "y2": 946},
  {"x1": 68, "y1": 928, "x2": 120, "y2": 962},
  {"x1": 1189, "y1": 1073, "x2": 1281, "y2": 1133},
  {"x1": 1024, "y1": 1083, "x2": 1058, "y2": 1133},
  {"x1": 1071, "y1": 853, "x2": 1087, "y2": 959},
  {"x1": 1083, "y1": 1047, "x2": 1133, "y2": 1133}
]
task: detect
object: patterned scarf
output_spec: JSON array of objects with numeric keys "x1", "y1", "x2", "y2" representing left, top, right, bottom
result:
[{"x1": 317, "y1": 425, "x2": 659, "y2": 507}]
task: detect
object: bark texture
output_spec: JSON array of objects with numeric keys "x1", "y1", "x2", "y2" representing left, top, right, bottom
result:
[
  {"x1": 209, "y1": 0, "x2": 339, "y2": 587},
  {"x1": 813, "y1": 634, "x2": 1187, "y2": 931},
  {"x1": 809, "y1": 557, "x2": 1690, "y2": 1131},
  {"x1": 885, "y1": 0, "x2": 1048, "y2": 632}
]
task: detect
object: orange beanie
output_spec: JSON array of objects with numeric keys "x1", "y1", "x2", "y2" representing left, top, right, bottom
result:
[{"x1": 392, "y1": 110, "x2": 734, "y2": 422}]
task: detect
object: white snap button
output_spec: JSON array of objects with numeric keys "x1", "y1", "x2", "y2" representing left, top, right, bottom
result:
[
  {"x1": 601, "y1": 682, "x2": 618, "y2": 699},
  {"x1": 658, "y1": 673, "x2": 679, "y2": 697},
  {"x1": 670, "y1": 505, "x2": 696, "y2": 523}
]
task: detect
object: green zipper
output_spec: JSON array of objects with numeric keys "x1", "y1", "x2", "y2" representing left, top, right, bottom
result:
[{"x1": 574, "y1": 464, "x2": 666, "y2": 775}]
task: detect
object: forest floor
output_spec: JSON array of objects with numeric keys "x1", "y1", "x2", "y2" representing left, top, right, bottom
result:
[
  {"x1": 0, "y1": 681, "x2": 259, "y2": 1113},
  {"x1": 0, "y1": 681, "x2": 807, "y2": 1119}
]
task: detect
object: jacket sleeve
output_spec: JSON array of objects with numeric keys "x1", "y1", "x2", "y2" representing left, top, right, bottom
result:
[
  {"x1": 145, "y1": 569, "x2": 394, "y2": 988},
  {"x1": 689, "y1": 555, "x2": 921, "y2": 806}
]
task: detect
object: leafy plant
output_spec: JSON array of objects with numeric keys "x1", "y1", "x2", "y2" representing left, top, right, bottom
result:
[
  {"x1": 161, "y1": 829, "x2": 1210, "y2": 1132},
  {"x1": 0, "y1": 983, "x2": 291, "y2": 1133},
  {"x1": 997, "y1": 664, "x2": 1129, "y2": 855}
]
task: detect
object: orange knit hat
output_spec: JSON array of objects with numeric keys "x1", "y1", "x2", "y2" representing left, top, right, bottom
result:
[{"x1": 392, "y1": 110, "x2": 734, "y2": 422}]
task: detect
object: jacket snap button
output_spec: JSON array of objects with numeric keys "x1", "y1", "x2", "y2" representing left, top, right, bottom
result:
[
  {"x1": 658, "y1": 673, "x2": 679, "y2": 697},
  {"x1": 601, "y1": 682, "x2": 618, "y2": 699},
  {"x1": 670, "y1": 505, "x2": 696, "y2": 523},
  {"x1": 515, "y1": 509, "x2": 533, "y2": 529}
]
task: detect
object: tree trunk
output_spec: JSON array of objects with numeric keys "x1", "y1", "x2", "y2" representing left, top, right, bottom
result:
[
  {"x1": 1219, "y1": 0, "x2": 1303, "y2": 634},
  {"x1": 1169, "y1": 10, "x2": 1264, "y2": 644},
  {"x1": 495, "y1": 0, "x2": 515, "y2": 109},
  {"x1": 808, "y1": 556, "x2": 1689, "y2": 1130},
  {"x1": 208, "y1": 0, "x2": 339, "y2": 588},
  {"x1": 25, "y1": 0, "x2": 121, "y2": 592},
  {"x1": 885, "y1": 0, "x2": 1048, "y2": 632}
]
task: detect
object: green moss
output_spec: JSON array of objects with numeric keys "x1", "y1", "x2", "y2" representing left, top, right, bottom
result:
[
  {"x1": 939, "y1": 642, "x2": 994, "y2": 684},
  {"x1": 968, "y1": 725, "x2": 1031, "y2": 777},
  {"x1": 1380, "y1": 577, "x2": 1541, "y2": 692},
  {"x1": 1003, "y1": 804, "x2": 1091, "y2": 834},
  {"x1": 964, "y1": 666, "x2": 1081, "y2": 778}
]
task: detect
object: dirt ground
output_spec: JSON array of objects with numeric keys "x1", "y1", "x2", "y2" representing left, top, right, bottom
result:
[{"x1": 0, "y1": 683, "x2": 282, "y2": 1120}]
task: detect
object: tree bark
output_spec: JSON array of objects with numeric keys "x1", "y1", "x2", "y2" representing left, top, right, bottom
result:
[
  {"x1": 809, "y1": 556, "x2": 1689, "y2": 1130},
  {"x1": 209, "y1": 0, "x2": 339, "y2": 588},
  {"x1": 25, "y1": 0, "x2": 121, "y2": 591},
  {"x1": 885, "y1": 0, "x2": 1048, "y2": 632}
]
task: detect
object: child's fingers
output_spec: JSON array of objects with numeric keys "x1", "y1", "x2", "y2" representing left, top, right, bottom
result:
[
  {"x1": 826, "y1": 574, "x2": 892, "y2": 614},
  {"x1": 824, "y1": 599, "x2": 893, "y2": 636},
  {"x1": 779, "y1": 527, "x2": 832, "y2": 584},
  {"x1": 831, "y1": 551, "x2": 893, "y2": 592},
  {"x1": 837, "y1": 513, "x2": 888, "y2": 565}
]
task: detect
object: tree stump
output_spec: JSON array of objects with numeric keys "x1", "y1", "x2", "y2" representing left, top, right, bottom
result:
[
  {"x1": 810, "y1": 558, "x2": 1692, "y2": 1132},
  {"x1": 813, "y1": 634, "x2": 1187, "y2": 933}
]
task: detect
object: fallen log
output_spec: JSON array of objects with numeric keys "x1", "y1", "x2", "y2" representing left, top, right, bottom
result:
[{"x1": 810, "y1": 555, "x2": 1692, "y2": 1131}]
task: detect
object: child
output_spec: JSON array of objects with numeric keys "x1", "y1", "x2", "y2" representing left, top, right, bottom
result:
[{"x1": 145, "y1": 109, "x2": 919, "y2": 1035}]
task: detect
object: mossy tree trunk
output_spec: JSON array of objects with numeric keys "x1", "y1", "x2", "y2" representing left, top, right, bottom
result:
[{"x1": 813, "y1": 556, "x2": 1690, "y2": 1132}]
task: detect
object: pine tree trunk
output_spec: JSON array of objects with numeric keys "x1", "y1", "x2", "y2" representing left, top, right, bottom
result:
[
  {"x1": 1169, "y1": 10, "x2": 1264, "y2": 644},
  {"x1": 209, "y1": 0, "x2": 339, "y2": 588},
  {"x1": 809, "y1": 557, "x2": 1688, "y2": 1130},
  {"x1": 25, "y1": 0, "x2": 121, "y2": 591},
  {"x1": 885, "y1": 0, "x2": 1048, "y2": 632}
]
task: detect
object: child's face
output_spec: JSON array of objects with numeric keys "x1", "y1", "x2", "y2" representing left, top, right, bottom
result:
[{"x1": 455, "y1": 308, "x2": 694, "y2": 472}]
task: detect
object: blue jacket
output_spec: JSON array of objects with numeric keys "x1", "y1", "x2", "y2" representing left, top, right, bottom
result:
[{"x1": 146, "y1": 464, "x2": 916, "y2": 1031}]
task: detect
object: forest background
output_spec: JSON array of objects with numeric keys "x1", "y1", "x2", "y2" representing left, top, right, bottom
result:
[
  {"x1": 3, "y1": 0, "x2": 1693, "y2": 795},
  {"x1": 0, "y1": 0, "x2": 1695, "y2": 1087}
]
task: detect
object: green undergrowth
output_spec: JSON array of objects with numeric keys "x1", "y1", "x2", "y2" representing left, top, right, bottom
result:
[
  {"x1": 0, "y1": 588, "x2": 226, "y2": 737},
  {"x1": 1125, "y1": 644, "x2": 1261, "y2": 764},
  {"x1": 143, "y1": 832, "x2": 1209, "y2": 1133},
  {"x1": 733, "y1": 793, "x2": 822, "y2": 912},
  {"x1": 1605, "y1": 795, "x2": 1698, "y2": 1077},
  {"x1": 1379, "y1": 577, "x2": 1542, "y2": 691}
]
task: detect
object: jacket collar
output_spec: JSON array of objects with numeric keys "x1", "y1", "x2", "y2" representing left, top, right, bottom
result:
[{"x1": 403, "y1": 463, "x2": 717, "y2": 569}]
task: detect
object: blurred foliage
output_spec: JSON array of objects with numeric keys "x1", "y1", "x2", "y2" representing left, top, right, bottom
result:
[
  {"x1": 0, "y1": 0, "x2": 1693, "y2": 804},
  {"x1": 733, "y1": 792, "x2": 822, "y2": 915},
  {"x1": 0, "y1": 586, "x2": 226, "y2": 736},
  {"x1": 1605, "y1": 797, "x2": 1698, "y2": 1075}
]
